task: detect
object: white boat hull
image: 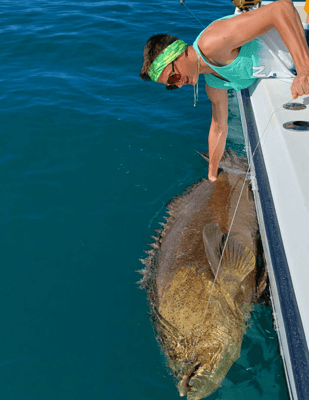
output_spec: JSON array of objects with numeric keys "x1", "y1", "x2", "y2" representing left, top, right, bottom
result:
[{"x1": 236, "y1": 3, "x2": 309, "y2": 399}]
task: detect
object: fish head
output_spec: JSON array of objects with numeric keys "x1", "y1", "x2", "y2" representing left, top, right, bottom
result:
[
  {"x1": 156, "y1": 265, "x2": 245, "y2": 399},
  {"x1": 175, "y1": 340, "x2": 242, "y2": 399}
]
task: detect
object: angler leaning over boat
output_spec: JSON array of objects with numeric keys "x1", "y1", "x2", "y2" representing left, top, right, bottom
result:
[{"x1": 140, "y1": 0, "x2": 309, "y2": 182}]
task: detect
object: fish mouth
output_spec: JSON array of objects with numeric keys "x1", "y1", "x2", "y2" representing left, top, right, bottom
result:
[{"x1": 179, "y1": 362, "x2": 201, "y2": 396}]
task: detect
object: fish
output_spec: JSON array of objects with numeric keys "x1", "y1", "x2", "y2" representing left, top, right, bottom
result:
[{"x1": 138, "y1": 149, "x2": 268, "y2": 400}]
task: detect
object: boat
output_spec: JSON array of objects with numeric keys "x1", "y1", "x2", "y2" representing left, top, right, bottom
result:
[{"x1": 236, "y1": 2, "x2": 309, "y2": 399}]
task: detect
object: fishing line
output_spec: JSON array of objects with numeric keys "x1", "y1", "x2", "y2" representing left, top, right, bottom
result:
[
  {"x1": 191, "y1": 88, "x2": 295, "y2": 359},
  {"x1": 179, "y1": 1, "x2": 204, "y2": 106},
  {"x1": 180, "y1": 0, "x2": 205, "y2": 28}
]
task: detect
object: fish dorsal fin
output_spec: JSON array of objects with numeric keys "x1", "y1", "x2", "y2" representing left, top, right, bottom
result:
[
  {"x1": 196, "y1": 149, "x2": 248, "y2": 175},
  {"x1": 203, "y1": 223, "x2": 255, "y2": 288}
]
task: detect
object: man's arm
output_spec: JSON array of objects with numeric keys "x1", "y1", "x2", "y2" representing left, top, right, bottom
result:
[
  {"x1": 205, "y1": 84, "x2": 228, "y2": 182},
  {"x1": 200, "y1": 0, "x2": 309, "y2": 98}
]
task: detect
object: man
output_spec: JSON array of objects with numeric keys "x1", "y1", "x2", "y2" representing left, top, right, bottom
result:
[{"x1": 140, "y1": 0, "x2": 309, "y2": 181}]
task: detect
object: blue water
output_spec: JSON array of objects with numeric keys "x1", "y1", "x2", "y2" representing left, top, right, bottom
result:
[{"x1": 0, "y1": 1, "x2": 290, "y2": 399}]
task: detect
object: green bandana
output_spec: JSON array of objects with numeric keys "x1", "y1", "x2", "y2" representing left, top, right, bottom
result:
[{"x1": 148, "y1": 40, "x2": 188, "y2": 82}]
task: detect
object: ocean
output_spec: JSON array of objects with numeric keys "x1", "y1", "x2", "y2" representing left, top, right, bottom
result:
[{"x1": 0, "y1": 0, "x2": 291, "y2": 399}]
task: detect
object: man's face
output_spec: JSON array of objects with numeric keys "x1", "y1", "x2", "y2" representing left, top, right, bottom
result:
[{"x1": 157, "y1": 50, "x2": 198, "y2": 88}]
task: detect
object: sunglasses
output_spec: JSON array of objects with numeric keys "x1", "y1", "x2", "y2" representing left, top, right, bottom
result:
[{"x1": 166, "y1": 61, "x2": 181, "y2": 91}]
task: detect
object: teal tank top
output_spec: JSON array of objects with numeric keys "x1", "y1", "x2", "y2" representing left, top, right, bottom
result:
[{"x1": 193, "y1": 14, "x2": 262, "y2": 91}]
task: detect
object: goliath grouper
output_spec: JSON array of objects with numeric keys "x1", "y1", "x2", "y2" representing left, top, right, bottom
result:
[{"x1": 138, "y1": 150, "x2": 267, "y2": 400}]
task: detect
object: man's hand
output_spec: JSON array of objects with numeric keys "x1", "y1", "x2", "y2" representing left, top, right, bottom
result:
[
  {"x1": 291, "y1": 68, "x2": 309, "y2": 99},
  {"x1": 208, "y1": 175, "x2": 217, "y2": 182}
]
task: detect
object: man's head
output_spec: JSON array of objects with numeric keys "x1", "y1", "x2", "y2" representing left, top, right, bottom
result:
[
  {"x1": 140, "y1": 34, "x2": 180, "y2": 80},
  {"x1": 140, "y1": 34, "x2": 189, "y2": 89},
  {"x1": 140, "y1": 34, "x2": 200, "y2": 90}
]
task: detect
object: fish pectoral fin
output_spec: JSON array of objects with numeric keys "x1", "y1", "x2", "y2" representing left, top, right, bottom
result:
[
  {"x1": 203, "y1": 223, "x2": 255, "y2": 285},
  {"x1": 203, "y1": 223, "x2": 225, "y2": 278},
  {"x1": 220, "y1": 237, "x2": 255, "y2": 284}
]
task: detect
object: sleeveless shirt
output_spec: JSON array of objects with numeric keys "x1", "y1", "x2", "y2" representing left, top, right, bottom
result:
[{"x1": 193, "y1": 14, "x2": 295, "y2": 91}]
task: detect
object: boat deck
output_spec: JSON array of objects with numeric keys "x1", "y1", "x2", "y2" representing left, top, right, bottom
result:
[{"x1": 236, "y1": 2, "x2": 309, "y2": 399}]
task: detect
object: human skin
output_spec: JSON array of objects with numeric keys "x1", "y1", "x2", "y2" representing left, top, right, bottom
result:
[{"x1": 157, "y1": 0, "x2": 309, "y2": 181}]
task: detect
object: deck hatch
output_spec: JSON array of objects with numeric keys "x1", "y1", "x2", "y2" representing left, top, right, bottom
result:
[
  {"x1": 283, "y1": 121, "x2": 309, "y2": 131},
  {"x1": 283, "y1": 102, "x2": 306, "y2": 111}
]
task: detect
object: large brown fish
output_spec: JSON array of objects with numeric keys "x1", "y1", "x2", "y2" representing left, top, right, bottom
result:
[{"x1": 138, "y1": 150, "x2": 267, "y2": 400}]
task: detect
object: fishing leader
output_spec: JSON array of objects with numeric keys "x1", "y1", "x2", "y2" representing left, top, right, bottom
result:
[{"x1": 140, "y1": 0, "x2": 309, "y2": 181}]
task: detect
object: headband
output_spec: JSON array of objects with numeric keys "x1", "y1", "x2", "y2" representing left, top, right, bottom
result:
[{"x1": 148, "y1": 40, "x2": 188, "y2": 82}]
